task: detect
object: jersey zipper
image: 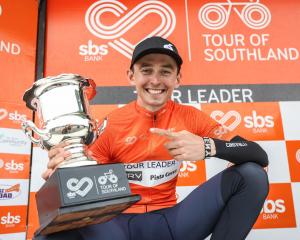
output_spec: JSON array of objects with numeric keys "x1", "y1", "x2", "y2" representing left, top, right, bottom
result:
[
  {"x1": 147, "y1": 113, "x2": 157, "y2": 210},
  {"x1": 153, "y1": 113, "x2": 157, "y2": 128}
]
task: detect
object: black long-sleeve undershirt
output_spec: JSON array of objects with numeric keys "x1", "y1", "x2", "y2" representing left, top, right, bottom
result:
[{"x1": 212, "y1": 136, "x2": 269, "y2": 167}]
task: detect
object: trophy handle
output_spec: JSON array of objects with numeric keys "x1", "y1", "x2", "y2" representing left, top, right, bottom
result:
[{"x1": 21, "y1": 120, "x2": 51, "y2": 145}]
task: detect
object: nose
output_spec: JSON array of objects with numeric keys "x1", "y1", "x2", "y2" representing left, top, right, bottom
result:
[{"x1": 149, "y1": 72, "x2": 161, "y2": 85}]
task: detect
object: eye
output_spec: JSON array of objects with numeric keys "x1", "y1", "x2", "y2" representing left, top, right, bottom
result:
[
  {"x1": 141, "y1": 68, "x2": 152, "y2": 75},
  {"x1": 161, "y1": 70, "x2": 172, "y2": 76}
]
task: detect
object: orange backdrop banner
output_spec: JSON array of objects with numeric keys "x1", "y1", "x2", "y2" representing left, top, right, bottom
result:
[{"x1": 45, "y1": 0, "x2": 300, "y2": 86}]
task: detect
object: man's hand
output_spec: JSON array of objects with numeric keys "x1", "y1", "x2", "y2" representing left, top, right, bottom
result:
[
  {"x1": 41, "y1": 142, "x2": 71, "y2": 180},
  {"x1": 150, "y1": 128, "x2": 216, "y2": 161}
]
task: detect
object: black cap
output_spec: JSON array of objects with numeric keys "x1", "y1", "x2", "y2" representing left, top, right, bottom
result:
[{"x1": 130, "y1": 36, "x2": 183, "y2": 69}]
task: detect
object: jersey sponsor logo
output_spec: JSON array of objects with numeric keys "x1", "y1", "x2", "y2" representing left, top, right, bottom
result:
[
  {"x1": 84, "y1": 0, "x2": 176, "y2": 59},
  {"x1": 199, "y1": 0, "x2": 271, "y2": 30},
  {"x1": 0, "y1": 184, "x2": 21, "y2": 200},
  {"x1": 124, "y1": 160, "x2": 180, "y2": 187},
  {"x1": 225, "y1": 142, "x2": 247, "y2": 147},
  {"x1": 254, "y1": 183, "x2": 296, "y2": 229},
  {"x1": 125, "y1": 136, "x2": 137, "y2": 145},
  {"x1": 127, "y1": 171, "x2": 143, "y2": 181}
]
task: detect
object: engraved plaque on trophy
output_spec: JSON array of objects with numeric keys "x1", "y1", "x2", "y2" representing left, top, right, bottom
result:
[{"x1": 22, "y1": 74, "x2": 140, "y2": 236}]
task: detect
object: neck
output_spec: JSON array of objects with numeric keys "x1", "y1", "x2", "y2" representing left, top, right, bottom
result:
[{"x1": 136, "y1": 100, "x2": 167, "y2": 113}]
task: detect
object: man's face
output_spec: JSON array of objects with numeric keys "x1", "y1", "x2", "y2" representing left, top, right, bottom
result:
[{"x1": 128, "y1": 53, "x2": 181, "y2": 112}]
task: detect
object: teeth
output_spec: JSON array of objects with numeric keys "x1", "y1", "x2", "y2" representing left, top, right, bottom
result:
[{"x1": 147, "y1": 89, "x2": 164, "y2": 94}]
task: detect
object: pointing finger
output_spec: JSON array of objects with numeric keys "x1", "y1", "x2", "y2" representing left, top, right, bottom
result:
[{"x1": 150, "y1": 128, "x2": 177, "y2": 138}]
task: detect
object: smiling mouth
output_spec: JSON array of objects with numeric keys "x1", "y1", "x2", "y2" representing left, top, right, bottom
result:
[{"x1": 145, "y1": 88, "x2": 166, "y2": 95}]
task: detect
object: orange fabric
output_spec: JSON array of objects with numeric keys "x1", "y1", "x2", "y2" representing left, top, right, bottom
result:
[{"x1": 88, "y1": 100, "x2": 233, "y2": 213}]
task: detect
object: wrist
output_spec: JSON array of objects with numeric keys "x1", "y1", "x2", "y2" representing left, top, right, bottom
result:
[{"x1": 203, "y1": 137, "x2": 216, "y2": 158}]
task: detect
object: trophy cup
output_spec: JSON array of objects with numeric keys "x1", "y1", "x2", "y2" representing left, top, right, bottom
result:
[{"x1": 22, "y1": 73, "x2": 140, "y2": 236}]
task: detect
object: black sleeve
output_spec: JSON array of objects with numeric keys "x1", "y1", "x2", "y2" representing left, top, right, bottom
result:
[{"x1": 212, "y1": 135, "x2": 269, "y2": 167}]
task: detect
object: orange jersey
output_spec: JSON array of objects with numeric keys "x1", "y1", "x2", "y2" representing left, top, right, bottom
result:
[{"x1": 88, "y1": 100, "x2": 234, "y2": 213}]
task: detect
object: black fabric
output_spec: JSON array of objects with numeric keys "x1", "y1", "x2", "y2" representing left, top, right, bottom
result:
[
  {"x1": 213, "y1": 136, "x2": 269, "y2": 167},
  {"x1": 130, "y1": 36, "x2": 183, "y2": 69},
  {"x1": 211, "y1": 162, "x2": 269, "y2": 240},
  {"x1": 33, "y1": 229, "x2": 83, "y2": 240}
]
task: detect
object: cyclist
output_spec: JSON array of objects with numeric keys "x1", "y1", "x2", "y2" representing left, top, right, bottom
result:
[{"x1": 37, "y1": 36, "x2": 269, "y2": 240}]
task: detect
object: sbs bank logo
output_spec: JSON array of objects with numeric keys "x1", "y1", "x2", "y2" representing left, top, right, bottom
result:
[
  {"x1": 0, "y1": 159, "x2": 24, "y2": 172},
  {"x1": 260, "y1": 199, "x2": 285, "y2": 220},
  {"x1": 199, "y1": 0, "x2": 271, "y2": 30},
  {"x1": 179, "y1": 161, "x2": 197, "y2": 178},
  {"x1": 0, "y1": 212, "x2": 21, "y2": 226},
  {"x1": 83, "y1": 0, "x2": 175, "y2": 60},
  {"x1": 66, "y1": 177, "x2": 93, "y2": 199},
  {"x1": 211, "y1": 110, "x2": 274, "y2": 134},
  {"x1": 0, "y1": 108, "x2": 27, "y2": 122}
]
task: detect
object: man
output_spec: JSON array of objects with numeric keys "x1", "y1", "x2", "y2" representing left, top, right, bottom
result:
[{"x1": 39, "y1": 37, "x2": 269, "y2": 240}]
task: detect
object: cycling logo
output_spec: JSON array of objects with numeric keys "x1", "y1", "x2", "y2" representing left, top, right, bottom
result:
[
  {"x1": 199, "y1": 0, "x2": 271, "y2": 30},
  {"x1": 98, "y1": 169, "x2": 118, "y2": 185},
  {"x1": 98, "y1": 169, "x2": 127, "y2": 194},
  {"x1": 85, "y1": 0, "x2": 176, "y2": 59},
  {"x1": 66, "y1": 177, "x2": 94, "y2": 199}
]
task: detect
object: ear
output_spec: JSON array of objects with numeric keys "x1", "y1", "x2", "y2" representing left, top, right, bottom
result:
[
  {"x1": 127, "y1": 69, "x2": 135, "y2": 86},
  {"x1": 175, "y1": 72, "x2": 182, "y2": 88}
]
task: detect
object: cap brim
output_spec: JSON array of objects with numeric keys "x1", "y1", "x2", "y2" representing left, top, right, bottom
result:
[{"x1": 131, "y1": 48, "x2": 183, "y2": 68}]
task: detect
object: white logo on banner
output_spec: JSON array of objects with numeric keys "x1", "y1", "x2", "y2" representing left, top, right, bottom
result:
[
  {"x1": 210, "y1": 110, "x2": 242, "y2": 131},
  {"x1": 199, "y1": 0, "x2": 271, "y2": 30},
  {"x1": 0, "y1": 109, "x2": 8, "y2": 120},
  {"x1": 0, "y1": 4, "x2": 2, "y2": 16},
  {"x1": 66, "y1": 177, "x2": 93, "y2": 198},
  {"x1": 85, "y1": 0, "x2": 176, "y2": 59},
  {"x1": 296, "y1": 149, "x2": 300, "y2": 164}
]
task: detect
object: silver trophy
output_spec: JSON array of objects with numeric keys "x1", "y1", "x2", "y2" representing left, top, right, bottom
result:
[
  {"x1": 22, "y1": 74, "x2": 140, "y2": 236},
  {"x1": 22, "y1": 73, "x2": 98, "y2": 167}
]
